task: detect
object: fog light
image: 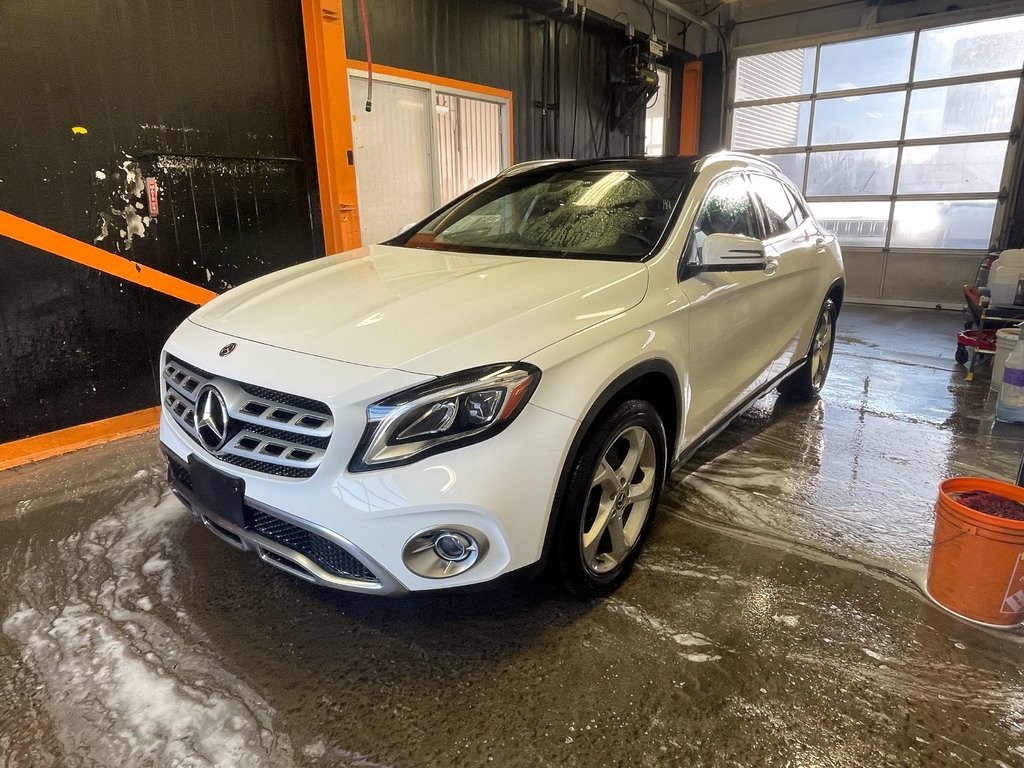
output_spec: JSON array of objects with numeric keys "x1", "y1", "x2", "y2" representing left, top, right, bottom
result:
[
  {"x1": 403, "y1": 527, "x2": 488, "y2": 579},
  {"x1": 434, "y1": 531, "x2": 471, "y2": 562}
]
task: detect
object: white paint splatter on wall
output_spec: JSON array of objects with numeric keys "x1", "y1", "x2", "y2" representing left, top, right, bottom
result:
[{"x1": 92, "y1": 157, "x2": 154, "y2": 251}]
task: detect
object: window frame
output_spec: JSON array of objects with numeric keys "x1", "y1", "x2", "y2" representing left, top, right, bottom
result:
[
  {"x1": 678, "y1": 171, "x2": 766, "y2": 281},
  {"x1": 727, "y1": 12, "x2": 1024, "y2": 253},
  {"x1": 748, "y1": 171, "x2": 811, "y2": 243}
]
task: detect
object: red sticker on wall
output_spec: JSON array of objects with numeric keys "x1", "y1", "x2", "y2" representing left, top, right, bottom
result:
[{"x1": 146, "y1": 177, "x2": 159, "y2": 218}]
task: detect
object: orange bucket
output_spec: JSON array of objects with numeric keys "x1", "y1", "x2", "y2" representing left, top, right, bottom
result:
[{"x1": 927, "y1": 477, "x2": 1024, "y2": 626}]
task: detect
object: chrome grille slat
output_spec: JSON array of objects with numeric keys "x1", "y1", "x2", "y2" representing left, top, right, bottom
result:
[
  {"x1": 162, "y1": 354, "x2": 334, "y2": 479},
  {"x1": 228, "y1": 399, "x2": 333, "y2": 438}
]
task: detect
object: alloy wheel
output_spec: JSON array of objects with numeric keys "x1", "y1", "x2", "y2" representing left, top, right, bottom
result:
[
  {"x1": 581, "y1": 425, "x2": 657, "y2": 574},
  {"x1": 810, "y1": 308, "x2": 834, "y2": 390}
]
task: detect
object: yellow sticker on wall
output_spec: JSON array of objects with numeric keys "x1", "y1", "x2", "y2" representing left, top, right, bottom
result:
[{"x1": 71, "y1": 126, "x2": 88, "y2": 135}]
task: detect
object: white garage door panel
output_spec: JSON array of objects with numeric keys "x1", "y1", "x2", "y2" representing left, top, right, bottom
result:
[{"x1": 349, "y1": 77, "x2": 434, "y2": 246}]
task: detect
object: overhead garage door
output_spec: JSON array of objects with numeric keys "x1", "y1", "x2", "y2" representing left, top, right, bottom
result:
[{"x1": 729, "y1": 14, "x2": 1024, "y2": 304}]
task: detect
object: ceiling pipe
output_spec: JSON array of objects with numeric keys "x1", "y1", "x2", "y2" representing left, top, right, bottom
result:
[{"x1": 650, "y1": 0, "x2": 716, "y2": 31}]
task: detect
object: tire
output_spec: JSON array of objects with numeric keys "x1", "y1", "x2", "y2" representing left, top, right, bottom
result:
[
  {"x1": 955, "y1": 344, "x2": 969, "y2": 365},
  {"x1": 779, "y1": 298, "x2": 837, "y2": 401},
  {"x1": 552, "y1": 399, "x2": 667, "y2": 599}
]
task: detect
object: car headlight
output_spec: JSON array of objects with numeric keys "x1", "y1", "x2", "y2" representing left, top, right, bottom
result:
[{"x1": 348, "y1": 363, "x2": 542, "y2": 472}]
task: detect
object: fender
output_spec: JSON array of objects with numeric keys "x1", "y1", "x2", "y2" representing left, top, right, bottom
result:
[
  {"x1": 826, "y1": 276, "x2": 846, "y2": 311},
  {"x1": 536, "y1": 358, "x2": 682, "y2": 566}
]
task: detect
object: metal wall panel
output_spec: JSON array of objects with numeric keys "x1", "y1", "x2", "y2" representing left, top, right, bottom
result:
[{"x1": 0, "y1": 0, "x2": 322, "y2": 441}]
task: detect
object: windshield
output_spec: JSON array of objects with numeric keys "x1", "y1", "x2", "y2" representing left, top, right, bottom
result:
[{"x1": 391, "y1": 167, "x2": 695, "y2": 262}]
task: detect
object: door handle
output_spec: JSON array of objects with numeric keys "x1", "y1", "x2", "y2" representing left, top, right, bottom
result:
[
  {"x1": 764, "y1": 255, "x2": 780, "y2": 276},
  {"x1": 815, "y1": 236, "x2": 827, "y2": 253}
]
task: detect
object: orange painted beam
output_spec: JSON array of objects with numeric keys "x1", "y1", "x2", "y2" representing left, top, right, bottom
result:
[
  {"x1": 0, "y1": 210, "x2": 216, "y2": 306},
  {"x1": 679, "y1": 61, "x2": 703, "y2": 157},
  {"x1": 302, "y1": 0, "x2": 362, "y2": 254},
  {"x1": 0, "y1": 407, "x2": 161, "y2": 472}
]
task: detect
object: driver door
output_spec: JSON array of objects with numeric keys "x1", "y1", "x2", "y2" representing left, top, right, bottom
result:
[{"x1": 678, "y1": 172, "x2": 778, "y2": 442}]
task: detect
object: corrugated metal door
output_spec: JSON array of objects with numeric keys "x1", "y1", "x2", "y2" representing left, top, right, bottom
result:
[
  {"x1": 435, "y1": 93, "x2": 504, "y2": 203},
  {"x1": 349, "y1": 76, "x2": 435, "y2": 244}
]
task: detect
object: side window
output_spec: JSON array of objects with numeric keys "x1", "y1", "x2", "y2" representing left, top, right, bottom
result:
[
  {"x1": 687, "y1": 174, "x2": 760, "y2": 264},
  {"x1": 783, "y1": 185, "x2": 808, "y2": 227},
  {"x1": 751, "y1": 175, "x2": 800, "y2": 238}
]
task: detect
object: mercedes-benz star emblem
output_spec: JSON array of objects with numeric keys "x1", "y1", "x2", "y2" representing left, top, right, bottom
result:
[
  {"x1": 194, "y1": 385, "x2": 230, "y2": 452},
  {"x1": 219, "y1": 343, "x2": 236, "y2": 357}
]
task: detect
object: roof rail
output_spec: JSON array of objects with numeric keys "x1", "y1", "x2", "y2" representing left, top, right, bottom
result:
[{"x1": 697, "y1": 151, "x2": 781, "y2": 173}]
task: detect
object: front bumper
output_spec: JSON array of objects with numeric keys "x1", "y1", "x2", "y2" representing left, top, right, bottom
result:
[
  {"x1": 165, "y1": 450, "x2": 406, "y2": 594},
  {"x1": 159, "y1": 323, "x2": 579, "y2": 595}
]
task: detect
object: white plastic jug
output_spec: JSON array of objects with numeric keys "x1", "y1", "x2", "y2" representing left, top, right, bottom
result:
[{"x1": 996, "y1": 326, "x2": 1024, "y2": 423}]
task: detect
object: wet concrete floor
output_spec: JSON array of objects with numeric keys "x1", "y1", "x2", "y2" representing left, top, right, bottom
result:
[{"x1": 1, "y1": 304, "x2": 1023, "y2": 767}]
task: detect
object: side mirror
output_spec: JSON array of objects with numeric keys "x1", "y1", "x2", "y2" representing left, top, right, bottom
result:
[{"x1": 699, "y1": 233, "x2": 765, "y2": 272}]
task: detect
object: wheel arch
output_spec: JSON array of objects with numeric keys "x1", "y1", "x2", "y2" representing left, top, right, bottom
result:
[
  {"x1": 538, "y1": 358, "x2": 681, "y2": 566},
  {"x1": 826, "y1": 277, "x2": 845, "y2": 313}
]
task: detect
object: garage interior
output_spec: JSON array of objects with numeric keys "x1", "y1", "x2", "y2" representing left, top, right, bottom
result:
[{"x1": 2, "y1": 0, "x2": 1024, "y2": 765}]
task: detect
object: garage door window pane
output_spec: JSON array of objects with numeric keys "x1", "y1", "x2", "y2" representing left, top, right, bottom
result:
[
  {"x1": 811, "y1": 91, "x2": 905, "y2": 145},
  {"x1": 732, "y1": 102, "x2": 810, "y2": 150},
  {"x1": 807, "y1": 148, "x2": 897, "y2": 196},
  {"x1": 809, "y1": 201, "x2": 891, "y2": 247},
  {"x1": 898, "y1": 141, "x2": 1008, "y2": 195},
  {"x1": 817, "y1": 33, "x2": 913, "y2": 92},
  {"x1": 905, "y1": 79, "x2": 1019, "y2": 139},
  {"x1": 762, "y1": 153, "x2": 806, "y2": 189},
  {"x1": 891, "y1": 200, "x2": 996, "y2": 249},
  {"x1": 915, "y1": 15, "x2": 1024, "y2": 81},
  {"x1": 735, "y1": 48, "x2": 816, "y2": 101}
]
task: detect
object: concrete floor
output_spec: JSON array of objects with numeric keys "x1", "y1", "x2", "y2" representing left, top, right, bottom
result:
[{"x1": 1, "y1": 305, "x2": 1023, "y2": 768}]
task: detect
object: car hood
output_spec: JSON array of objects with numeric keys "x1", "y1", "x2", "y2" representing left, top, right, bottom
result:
[{"x1": 188, "y1": 245, "x2": 649, "y2": 375}]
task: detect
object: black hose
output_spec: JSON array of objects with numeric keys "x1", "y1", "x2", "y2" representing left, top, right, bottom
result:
[{"x1": 357, "y1": 0, "x2": 372, "y2": 112}]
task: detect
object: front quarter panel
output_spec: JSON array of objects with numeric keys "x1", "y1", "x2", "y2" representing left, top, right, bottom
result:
[{"x1": 525, "y1": 297, "x2": 690, "y2": 462}]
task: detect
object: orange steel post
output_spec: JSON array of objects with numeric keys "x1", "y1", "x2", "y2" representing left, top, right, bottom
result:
[
  {"x1": 302, "y1": 0, "x2": 362, "y2": 254},
  {"x1": 679, "y1": 61, "x2": 703, "y2": 156}
]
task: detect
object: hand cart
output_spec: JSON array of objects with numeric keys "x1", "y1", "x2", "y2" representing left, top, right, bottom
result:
[{"x1": 960, "y1": 286, "x2": 1024, "y2": 381}]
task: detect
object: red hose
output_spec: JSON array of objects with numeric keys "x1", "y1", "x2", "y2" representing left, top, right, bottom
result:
[{"x1": 358, "y1": 0, "x2": 372, "y2": 112}]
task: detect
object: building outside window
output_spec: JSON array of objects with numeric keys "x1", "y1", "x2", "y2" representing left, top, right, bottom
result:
[{"x1": 730, "y1": 15, "x2": 1024, "y2": 253}]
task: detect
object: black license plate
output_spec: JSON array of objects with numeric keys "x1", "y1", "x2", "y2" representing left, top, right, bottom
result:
[{"x1": 188, "y1": 455, "x2": 246, "y2": 529}]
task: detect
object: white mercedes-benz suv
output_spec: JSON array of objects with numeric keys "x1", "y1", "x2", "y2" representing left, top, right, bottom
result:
[{"x1": 160, "y1": 152, "x2": 844, "y2": 598}]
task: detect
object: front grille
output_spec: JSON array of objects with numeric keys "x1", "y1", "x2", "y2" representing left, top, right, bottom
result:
[
  {"x1": 246, "y1": 508, "x2": 378, "y2": 582},
  {"x1": 162, "y1": 354, "x2": 334, "y2": 479},
  {"x1": 240, "y1": 383, "x2": 334, "y2": 416},
  {"x1": 217, "y1": 454, "x2": 317, "y2": 478}
]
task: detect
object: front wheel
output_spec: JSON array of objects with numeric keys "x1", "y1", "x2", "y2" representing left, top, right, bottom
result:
[
  {"x1": 779, "y1": 298, "x2": 837, "y2": 401},
  {"x1": 552, "y1": 400, "x2": 666, "y2": 599}
]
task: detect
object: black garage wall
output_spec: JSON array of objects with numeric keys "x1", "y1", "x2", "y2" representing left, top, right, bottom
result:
[
  {"x1": 0, "y1": 0, "x2": 323, "y2": 443},
  {"x1": 342, "y1": 0, "x2": 660, "y2": 161}
]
